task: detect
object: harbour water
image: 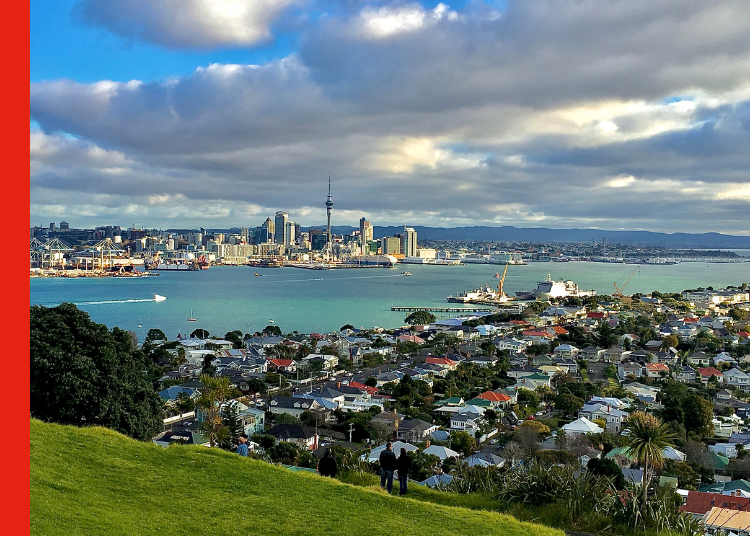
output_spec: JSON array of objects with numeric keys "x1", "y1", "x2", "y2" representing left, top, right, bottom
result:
[{"x1": 30, "y1": 261, "x2": 749, "y2": 340}]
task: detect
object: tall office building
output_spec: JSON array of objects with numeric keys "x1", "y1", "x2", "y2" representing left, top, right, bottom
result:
[
  {"x1": 264, "y1": 217, "x2": 275, "y2": 240},
  {"x1": 401, "y1": 226, "x2": 417, "y2": 257},
  {"x1": 274, "y1": 212, "x2": 288, "y2": 245},
  {"x1": 285, "y1": 221, "x2": 296, "y2": 247},
  {"x1": 359, "y1": 218, "x2": 373, "y2": 245}
]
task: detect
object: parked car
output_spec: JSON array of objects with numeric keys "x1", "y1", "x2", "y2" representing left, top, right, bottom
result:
[{"x1": 489, "y1": 439, "x2": 498, "y2": 445}]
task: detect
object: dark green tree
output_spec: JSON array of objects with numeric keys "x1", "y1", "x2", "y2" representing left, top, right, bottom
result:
[
  {"x1": 450, "y1": 431, "x2": 476, "y2": 457},
  {"x1": 404, "y1": 310, "x2": 436, "y2": 325},
  {"x1": 220, "y1": 401, "x2": 244, "y2": 448},
  {"x1": 364, "y1": 376, "x2": 378, "y2": 387},
  {"x1": 30, "y1": 303, "x2": 163, "y2": 441},
  {"x1": 145, "y1": 328, "x2": 167, "y2": 344},
  {"x1": 224, "y1": 330, "x2": 244, "y2": 349},
  {"x1": 554, "y1": 393, "x2": 584, "y2": 417},
  {"x1": 190, "y1": 328, "x2": 210, "y2": 339},
  {"x1": 682, "y1": 394, "x2": 714, "y2": 437},
  {"x1": 587, "y1": 457, "x2": 626, "y2": 489},
  {"x1": 262, "y1": 325, "x2": 282, "y2": 336}
]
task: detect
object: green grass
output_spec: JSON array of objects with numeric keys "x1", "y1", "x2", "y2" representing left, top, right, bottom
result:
[{"x1": 31, "y1": 419, "x2": 565, "y2": 536}]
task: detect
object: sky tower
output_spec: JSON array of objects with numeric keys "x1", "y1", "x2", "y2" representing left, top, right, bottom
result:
[{"x1": 325, "y1": 175, "x2": 333, "y2": 260}]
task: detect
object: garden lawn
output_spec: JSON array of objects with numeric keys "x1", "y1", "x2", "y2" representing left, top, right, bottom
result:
[{"x1": 31, "y1": 419, "x2": 565, "y2": 536}]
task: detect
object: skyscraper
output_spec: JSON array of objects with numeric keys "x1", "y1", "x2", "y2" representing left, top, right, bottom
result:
[
  {"x1": 325, "y1": 177, "x2": 333, "y2": 259},
  {"x1": 401, "y1": 226, "x2": 417, "y2": 257},
  {"x1": 274, "y1": 211, "x2": 288, "y2": 246},
  {"x1": 360, "y1": 217, "x2": 373, "y2": 245},
  {"x1": 264, "y1": 217, "x2": 275, "y2": 240},
  {"x1": 285, "y1": 221, "x2": 296, "y2": 248}
]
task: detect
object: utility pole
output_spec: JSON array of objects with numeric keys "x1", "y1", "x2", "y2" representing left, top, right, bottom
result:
[{"x1": 348, "y1": 422, "x2": 355, "y2": 443}]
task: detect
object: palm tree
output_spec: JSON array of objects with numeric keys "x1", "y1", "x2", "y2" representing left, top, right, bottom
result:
[
  {"x1": 196, "y1": 375, "x2": 238, "y2": 447},
  {"x1": 625, "y1": 411, "x2": 675, "y2": 499}
]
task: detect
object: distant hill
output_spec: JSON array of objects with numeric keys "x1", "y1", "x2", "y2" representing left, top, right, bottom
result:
[
  {"x1": 364, "y1": 226, "x2": 750, "y2": 248},
  {"x1": 30, "y1": 419, "x2": 563, "y2": 536}
]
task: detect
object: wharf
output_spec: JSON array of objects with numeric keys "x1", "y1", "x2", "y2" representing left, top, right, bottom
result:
[{"x1": 391, "y1": 306, "x2": 494, "y2": 313}]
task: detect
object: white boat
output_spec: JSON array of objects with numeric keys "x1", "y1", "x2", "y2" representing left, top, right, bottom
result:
[
  {"x1": 153, "y1": 294, "x2": 167, "y2": 302},
  {"x1": 188, "y1": 309, "x2": 197, "y2": 322},
  {"x1": 401, "y1": 271, "x2": 413, "y2": 276},
  {"x1": 515, "y1": 274, "x2": 596, "y2": 299}
]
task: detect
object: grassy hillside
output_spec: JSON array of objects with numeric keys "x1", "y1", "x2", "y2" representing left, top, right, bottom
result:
[{"x1": 31, "y1": 419, "x2": 565, "y2": 536}]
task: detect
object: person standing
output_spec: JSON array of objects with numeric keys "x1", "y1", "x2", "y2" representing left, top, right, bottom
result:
[
  {"x1": 317, "y1": 448, "x2": 338, "y2": 478},
  {"x1": 379, "y1": 442, "x2": 397, "y2": 493},
  {"x1": 236, "y1": 436, "x2": 249, "y2": 456},
  {"x1": 397, "y1": 447, "x2": 412, "y2": 495}
]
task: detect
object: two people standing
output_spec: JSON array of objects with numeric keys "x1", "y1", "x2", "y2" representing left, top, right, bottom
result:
[{"x1": 379, "y1": 442, "x2": 412, "y2": 495}]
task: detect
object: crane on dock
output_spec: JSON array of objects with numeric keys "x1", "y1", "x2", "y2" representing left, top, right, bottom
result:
[
  {"x1": 613, "y1": 266, "x2": 639, "y2": 298},
  {"x1": 497, "y1": 263, "x2": 509, "y2": 299}
]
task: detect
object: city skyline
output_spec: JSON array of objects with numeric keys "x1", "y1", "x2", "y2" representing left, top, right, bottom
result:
[{"x1": 30, "y1": 1, "x2": 750, "y2": 234}]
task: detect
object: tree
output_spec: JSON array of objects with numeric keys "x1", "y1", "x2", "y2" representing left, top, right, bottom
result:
[
  {"x1": 682, "y1": 394, "x2": 714, "y2": 437},
  {"x1": 175, "y1": 392, "x2": 195, "y2": 414},
  {"x1": 340, "y1": 324, "x2": 355, "y2": 332},
  {"x1": 262, "y1": 325, "x2": 282, "y2": 336},
  {"x1": 516, "y1": 388, "x2": 540, "y2": 409},
  {"x1": 195, "y1": 375, "x2": 238, "y2": 447},
  {"x1": 450, "y1": 431, "x2": 476, "y2": 457},
  {"x1": 587, "y1": 457, "x2": 625, "y2": 489},
  {"x1": 145, "y1": 328, "x2": 167, "y2": 344},
  {"x1": 224, "y1": 330, "x2": 244, "y2": 349},
  {"x1": 661, "y1": 334, "x2": 679, "y2": 350},
  {"x1": 30, "y1": 303, "x2": 163, "y2": 441},
  {"x1": 595, "y1": 321, "x2": 618, "y2": 349},
  {"x1": 404, "y1": 310, "x2": 436, "y2": 325},
  {"x1": 252, "y1": 433, "x2": 276, "y2": 451},
  {"x1": 190, "y1": 328, "x2": 210, "y2": 339},
  {"x1": 554, "y1": 393, "x2": 584, "y2": 417},
  {"x1": 220, "y1": 400, "x2": 244, "y2": 448},
  {"x1": 625, "y1": 411, "x2": 675, "y2": 499},
  {"x1": 364, "y1": 376, "x2": 378, "y2": 387}
]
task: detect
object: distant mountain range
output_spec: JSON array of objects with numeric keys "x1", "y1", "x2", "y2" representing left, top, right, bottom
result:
[{"x1": 318, "y1": 225, "x2": 750, "y2": 248}]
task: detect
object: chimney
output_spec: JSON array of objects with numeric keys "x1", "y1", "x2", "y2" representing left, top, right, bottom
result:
[
  {"x1": 426, "y1": 440, "x2": 431, "y2": 447},
  {"x1": 337, "y1": 382, "x2": 341, "y2": 388}
]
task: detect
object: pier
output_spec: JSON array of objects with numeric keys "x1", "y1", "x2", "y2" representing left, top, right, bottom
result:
[{"x1": 391, "y1": 306, "x2": 494, "y2": 313}]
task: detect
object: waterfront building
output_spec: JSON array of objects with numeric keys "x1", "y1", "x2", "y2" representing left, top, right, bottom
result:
[
  {"x1": 401, "y1": 226, "x2": 417, "y2": 258},
  {"x1": 274, "y1": 212, "x2": 288, "y2": 246}
]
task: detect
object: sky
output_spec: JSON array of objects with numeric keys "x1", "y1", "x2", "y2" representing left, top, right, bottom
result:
[{"x1": 30, "y1": 0, "x2": 750, "y2": 234}]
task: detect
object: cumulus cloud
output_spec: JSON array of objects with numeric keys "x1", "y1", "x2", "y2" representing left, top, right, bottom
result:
[
  {"x1": 74, "y1": 0, "x2": 298, "y2": 48},
  {"x1": 31, "y1": 1, "x2": 750, "y2": 233}
]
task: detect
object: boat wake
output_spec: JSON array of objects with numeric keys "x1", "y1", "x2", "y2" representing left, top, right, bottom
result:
[{"x1": 75, "y1": 298, "x2": 158, "y2": 306}]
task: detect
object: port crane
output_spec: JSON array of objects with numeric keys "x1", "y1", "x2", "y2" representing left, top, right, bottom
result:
[
  {"x1": 613, "y1": 266, "x2": 639, "y2": 298},
  {"x1": 497, "y1": 263, "x2": 509, "y2": 299}
]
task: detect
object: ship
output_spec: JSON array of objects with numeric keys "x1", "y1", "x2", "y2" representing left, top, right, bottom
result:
[
  {"x1": 447, "y1": 264, "x2": 513, "y2": 304},
  {"x1": 515, "y1": 274, "x2": 596, "y2": 300},
  {"x1": 153, "y1": 294, "x2": 167, "y2": 301}
]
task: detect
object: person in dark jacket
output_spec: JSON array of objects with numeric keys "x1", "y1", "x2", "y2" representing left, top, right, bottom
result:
[
  {"x1": 379, "y1": 442, "x2": 398, "y2": 493},
  {"x1": 317, "y1": 448, "x2": 338, "y2": 477},
  {"x1": 397, "y1": 448, "x2": 412, "y2": 495}
]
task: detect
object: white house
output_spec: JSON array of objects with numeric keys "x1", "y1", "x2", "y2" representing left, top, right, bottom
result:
[{"x1": 724, "y1": 368, "x2": 750, "y2": 391}]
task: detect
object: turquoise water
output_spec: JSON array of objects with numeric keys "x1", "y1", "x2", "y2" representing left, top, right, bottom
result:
[{"x1": 30, "y1": 261, "x2": 749, "y2": 340}]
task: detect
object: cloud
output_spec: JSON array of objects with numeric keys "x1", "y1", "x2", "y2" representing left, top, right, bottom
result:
[
  {"x1": 31, "y1": 1, "x2": 750, "y2": 234},
  {"x1": 74, "y1": 0, "x2": 298, "y2": 48}
]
